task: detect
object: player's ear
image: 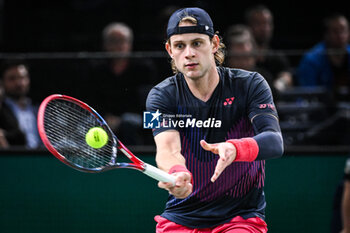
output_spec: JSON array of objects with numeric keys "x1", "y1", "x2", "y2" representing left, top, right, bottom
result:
[
  {"x1": 211, "y1": 35, "x2": 220, "y2": 54},
  {"x1": 165, "y1": 41, "x2": 173, "y2": 57}
]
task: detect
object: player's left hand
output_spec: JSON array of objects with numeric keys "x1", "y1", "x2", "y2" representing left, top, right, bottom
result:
[{"x1": 200, "y1": 140, "x2": 236, "y2": 183}]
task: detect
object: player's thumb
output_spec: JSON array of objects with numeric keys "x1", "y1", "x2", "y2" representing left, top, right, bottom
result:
[
  {"x1": 200, "y1": 140, "x2": 217, "y2": 153},
  {"x1": 200, "y1": 140, "x2": 210, "y2": 150}
]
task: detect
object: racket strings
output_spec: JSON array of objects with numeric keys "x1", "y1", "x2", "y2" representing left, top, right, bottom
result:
[
  {"x1": 46, "y1": 101, "x2": 114, "y2": 168},
  {"x1": 44, "y1": 99, "x2": 116, "y2": 170}
]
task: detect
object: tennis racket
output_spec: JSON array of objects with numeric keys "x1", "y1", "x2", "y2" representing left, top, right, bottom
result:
[{"x1": 37, "y1": 94, "x2": 175, "y2": 185}]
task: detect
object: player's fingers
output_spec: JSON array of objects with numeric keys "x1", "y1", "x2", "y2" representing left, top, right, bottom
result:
[
  {"x1": 200, "y1": 140, "x2": 218, "y2": 154},
  {"x1": 158, "y1": 181, "x2": 174, "y2": 190},
  {"x1": 174, "y1": 172, "x2": 191, "y2": 186},
  {"x1": 166, "y1": 172, "x2": 193, "y2": 198},
  {"x1": 159, "y1": 172, "x2": 190, "y2": 190},
  {"x1": 178, "y1": 183, "x2": 193, "y2": 199},
  {"x1": 211, "y1": 145, "x2": 230, "y2": 182},
  {"x1": 211, "y1": 159, "x2": 225, "y2": 182},
  {"x1": 170, "y1": 182, "x2": 192, "y2": 199}
]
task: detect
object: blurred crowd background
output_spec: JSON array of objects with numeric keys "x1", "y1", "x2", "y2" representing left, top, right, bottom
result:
[
  {"x1": 0, "y1": 0, "x2": 350, "y2": 149},
  {"x1": 1, "y1": 2, "x2": 350, "y2": 232}
]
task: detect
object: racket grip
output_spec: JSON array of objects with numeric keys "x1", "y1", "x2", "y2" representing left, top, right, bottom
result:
[{"x1": 143, "y1": 163, "x2": 176, "y2": 186}]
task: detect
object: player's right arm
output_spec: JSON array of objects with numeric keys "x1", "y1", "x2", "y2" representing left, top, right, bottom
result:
[
  {"x1": 146, "y1": 81, "x2": 192, "y2": 199},
  {"x1": 154, "y1": 130, "x2": 192, "y2": 199}
]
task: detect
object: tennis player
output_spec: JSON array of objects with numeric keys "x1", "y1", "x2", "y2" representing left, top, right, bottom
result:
[{"x1": 146, "y1": 7, "x2": 284, "y2": 232}]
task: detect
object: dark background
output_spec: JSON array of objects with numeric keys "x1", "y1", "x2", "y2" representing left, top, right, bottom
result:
[
  {"x1": 2, "y1": 0, "x2": 350, "y2": 147},
  {"x1": 1, "y1": 0, "x2": 350, "y2": 54}
]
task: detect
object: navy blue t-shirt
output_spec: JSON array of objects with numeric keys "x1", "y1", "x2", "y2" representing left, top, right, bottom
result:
[{"x1": 146, "y1": 67, "x2": 279, "y2": 228}]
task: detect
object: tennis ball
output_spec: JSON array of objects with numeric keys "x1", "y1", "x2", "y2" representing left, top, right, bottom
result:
[{"x1": 85, "y1": 127, "x2": 108, "y2": 149}]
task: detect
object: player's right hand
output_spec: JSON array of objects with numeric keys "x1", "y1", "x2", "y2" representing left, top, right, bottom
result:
[{"x1": 158, "y1": 172, "x2": 192, "y2": 199}]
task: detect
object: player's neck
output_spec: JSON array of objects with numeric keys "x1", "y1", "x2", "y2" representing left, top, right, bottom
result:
[{"x1": 184, "y1": 66, "x2": 220, "y2": 102}]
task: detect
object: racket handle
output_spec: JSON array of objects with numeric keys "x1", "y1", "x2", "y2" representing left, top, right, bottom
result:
[{"x1": 143, "y1": 163, "x2": 176, "y2": 186}]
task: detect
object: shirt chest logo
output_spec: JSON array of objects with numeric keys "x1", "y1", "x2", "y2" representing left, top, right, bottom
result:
[{"x1": 223, "y1": 97, "x2": 235, "y2": 106}]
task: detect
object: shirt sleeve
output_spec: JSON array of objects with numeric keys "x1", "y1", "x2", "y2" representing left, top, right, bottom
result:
[
  {"x1": 247, "y1": 72, "x2": 278, "y2": 120},
  {"x1": 251, "y1": 114, "x2": 284, "y2": 160},
  {"x1": 247, "y1": 72, "x2": 284, "y2": 160},
  {"x1": 146, "y1": 85, "x2": 178, "y2": 136}
]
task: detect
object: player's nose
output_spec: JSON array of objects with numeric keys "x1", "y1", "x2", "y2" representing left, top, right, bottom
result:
[{"x1": 184, "y1": 46, "x2": 195, "y2": 58}]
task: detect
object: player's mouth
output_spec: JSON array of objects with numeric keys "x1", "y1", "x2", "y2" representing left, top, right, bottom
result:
[{"x1": 185, "y1": 63, "x2": 198, "y2": 69}]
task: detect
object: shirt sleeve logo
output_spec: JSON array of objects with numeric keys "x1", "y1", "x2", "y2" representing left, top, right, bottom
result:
[{"x1": 259, "y1": 103, "x2": 275, "y2": 110}]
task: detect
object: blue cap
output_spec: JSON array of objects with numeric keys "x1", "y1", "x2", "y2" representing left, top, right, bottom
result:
[{"x1": 166, "y1": 7, "x2": 214, "y2": 39}]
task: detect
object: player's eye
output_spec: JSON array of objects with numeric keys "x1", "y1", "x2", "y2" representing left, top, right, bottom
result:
[
  {"x1": 175, "y1": 43, "x2": 184, "y2": 49},
  {"x1": 193, "y1": 41, "x2": 202, "y2": 47}
]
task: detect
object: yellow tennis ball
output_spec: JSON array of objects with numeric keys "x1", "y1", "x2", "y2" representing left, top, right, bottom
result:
[{"x1": 85, "y1": 127, "x2": 108, "y2": 149}]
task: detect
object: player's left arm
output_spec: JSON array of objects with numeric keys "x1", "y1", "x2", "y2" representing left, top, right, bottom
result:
[
  {"x1": 201, "y1": 72, "x2": 283, "y2": 182},
  {"x1": 248, "y1": 113, "x2": 283, "y2": 160},
  {"x1": 241, "y1": 72, "x2": 284, "y2": 161}
]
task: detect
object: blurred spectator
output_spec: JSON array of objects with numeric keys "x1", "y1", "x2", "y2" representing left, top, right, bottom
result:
[
  {"x1": 296, "y1": 14, "x2": 350, "y2": 102},
  {"x1": 83, "y1": 22, "x2": 158, "y2": 145},
  {"x1": 245, "y1": 4, "x2": 293, "y2": 92},
  {"x1": 0, "y1": 60, "x2": 41, "y2": 148},
  {"x1": 225, "y1": 24, "x2": 273, "y2": 88},
  {"x1": 0, "y1": 83, "x2": 9, "y2": 148}
]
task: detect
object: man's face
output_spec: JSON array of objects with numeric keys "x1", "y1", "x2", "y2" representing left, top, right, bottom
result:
[
  {"x1": 2, "y1": 65, "x2": 30, "y2": 99},
  {"x1": 104, "y1": 30, "x2": 132, "y2": 53},
  {"x1": 228, "y1": 42, "x2": 256, "y2": 70},
  {"x1": 166, "y1": 22, "x2": 218, "y2": 80},
  {"x1": 249, "y1": 10, "x2": 273, "y2": 46},
  {"x1": 326, "y1": 17, "x2": 349, "y2": 49}
]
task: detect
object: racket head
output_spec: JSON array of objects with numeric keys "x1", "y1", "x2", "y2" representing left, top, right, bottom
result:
[{"x1": 37, "y1": 94, "x2": 119, "y2": 173}]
